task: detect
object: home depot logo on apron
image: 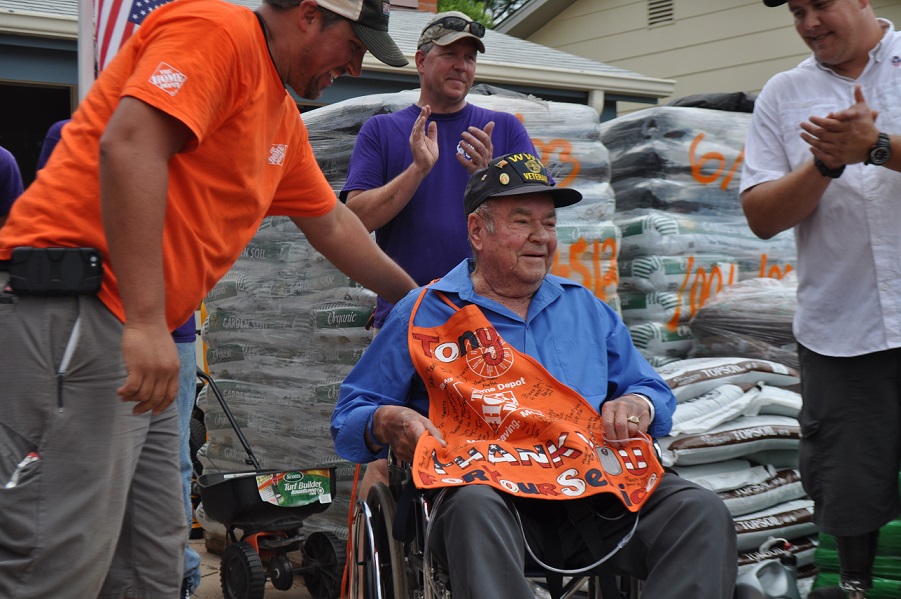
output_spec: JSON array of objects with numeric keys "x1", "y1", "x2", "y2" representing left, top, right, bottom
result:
[{"x1": 408, "y1": 288, "x2": 663, "y2": 512}]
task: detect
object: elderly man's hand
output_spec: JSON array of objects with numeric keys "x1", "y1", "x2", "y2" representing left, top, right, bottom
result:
[
  {"x1": 601, "y1": 394, "x2": 651, "y2": 447},
  {"x1": 371, "y1": 405, "x2": 445, "y2": 463}
]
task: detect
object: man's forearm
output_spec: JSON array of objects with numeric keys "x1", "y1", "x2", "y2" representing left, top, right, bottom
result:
[
  {"x1": 345, "y1": 162, "x2": 430, "y2": 231},
  {"x1": 741, "y1": 162, "x2": 830, "y2": 240},
  {"x1": 100, "y1": 147, "x2": 168, "y2": 326}
]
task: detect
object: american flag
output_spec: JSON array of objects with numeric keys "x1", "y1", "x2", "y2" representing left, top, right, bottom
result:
[{"x1": 95, "y1": 0, "x2": 175, "y2": 71}]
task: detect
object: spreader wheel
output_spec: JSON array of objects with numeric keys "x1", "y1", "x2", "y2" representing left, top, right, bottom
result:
[{"x1": 220, "y1": 541, "x2": 266, "y2": 599}]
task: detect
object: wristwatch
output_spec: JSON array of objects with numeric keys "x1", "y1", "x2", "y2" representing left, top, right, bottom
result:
[
  {"x1": 865, "y1": 132, "x2": 892, "y2": 166},
  {"x1": 814, "y1": 158, "x2": 845, "y2": 179}
]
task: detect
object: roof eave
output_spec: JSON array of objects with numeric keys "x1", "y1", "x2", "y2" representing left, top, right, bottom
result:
[
  {"x1": 0, "y1": 10, "x2": 77, "y2": 39},
  {"x1": 360, "y1": 56, "x2": 676, "y2": 100},
  {"x1": 495, "y1": 0, "x2": 576, "y2": 38}
]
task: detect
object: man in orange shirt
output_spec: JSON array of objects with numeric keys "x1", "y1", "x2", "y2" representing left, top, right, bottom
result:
[{"x1": 0, "y1": 1, "x2": 413, "y2": 597}]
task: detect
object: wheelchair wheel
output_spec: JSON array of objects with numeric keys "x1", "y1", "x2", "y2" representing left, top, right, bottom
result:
[
  {"x1": 369, "y1": 483, "x2": 410, "y2": 599},
  {"x1": 350, "y1": 482, "x2": 409, "y2": 599}
]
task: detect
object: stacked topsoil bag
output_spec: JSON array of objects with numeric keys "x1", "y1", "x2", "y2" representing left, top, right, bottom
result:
[
  {"x1": 196, "y1": 88, "x2": 618, "y2": 540},
  {"x1": 654, "y1": 357, "x2": 820, "y2": 582},
  {"x1": 600, "y1": 106, "x2": 796, "y2": 367}
]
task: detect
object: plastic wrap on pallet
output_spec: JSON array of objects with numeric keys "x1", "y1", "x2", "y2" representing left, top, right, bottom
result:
[
  {"x1": 198, "y1": 215, "x2": 375, "y2": 538},
  {"x1": 688, "y1": 274, "x2": 799, "y2": 371},
  {"x1": 600, "y1": 106, "x2": 750, "y2": 216},
  {"x1": 618, "y1": 254, "x2": 739, "y2": 294},
  {"x1": 614, "y1": 209, "x2": 795, "y2": 265}
]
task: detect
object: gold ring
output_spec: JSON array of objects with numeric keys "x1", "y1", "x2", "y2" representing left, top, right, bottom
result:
[{"x1": 626, "y1": 415, "x2": 640, "y2": 424}]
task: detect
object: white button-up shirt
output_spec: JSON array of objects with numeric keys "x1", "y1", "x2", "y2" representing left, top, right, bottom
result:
[{"x1": 741, "y1": 20, "x2": 901, "y2": 357}]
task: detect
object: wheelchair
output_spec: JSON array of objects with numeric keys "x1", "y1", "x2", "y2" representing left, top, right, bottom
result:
[{"x1": 347, "y1": 456, "x2": 643, "y2": 599}]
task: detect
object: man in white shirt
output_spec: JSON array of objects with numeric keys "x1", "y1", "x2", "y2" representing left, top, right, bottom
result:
[{"x1": 741, "y1": 1, "x2": 901, "y2": 597}]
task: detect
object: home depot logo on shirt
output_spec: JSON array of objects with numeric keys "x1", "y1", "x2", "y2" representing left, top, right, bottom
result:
[
  {"x1": 269, "y1": 144, "x2": 288, "y2": 166},
  {"x1": 413, "y1": 325, "x2": 514, "y2": 379},
  {"x1": 149, "y1": 62, "x2": 187, "y2": 96}
]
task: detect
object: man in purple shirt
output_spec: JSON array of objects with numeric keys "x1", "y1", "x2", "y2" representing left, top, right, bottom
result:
[{"x1": 0, "y1": 145, "x2": 24, "y2": 228}]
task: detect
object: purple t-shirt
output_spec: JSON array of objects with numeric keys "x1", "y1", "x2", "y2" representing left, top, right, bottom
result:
[
  {"x1": 0, "y1": 146, "x2": 24, "y2": 217},
  {"x1": 36, "y1": 119, "x2": 68, "y2": 171},
  {"x1": 342, "y1": 103, "x2": 540, "y2": 328},
  {"x1": 171, "y1": 313, "x2": 197, "y2": 343}
]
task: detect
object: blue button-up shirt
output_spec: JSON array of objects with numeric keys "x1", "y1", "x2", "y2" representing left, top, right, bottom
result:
[{"x1": 331, "y1": 259, "x2": 677, "y2": 464}]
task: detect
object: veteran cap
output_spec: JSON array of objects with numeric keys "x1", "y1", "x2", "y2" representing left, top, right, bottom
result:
[
  {"x1": 762, "y1": 0, "x2": 787, "y2": 6},
  {"x1": 464, "y1": 152, "x2": 582, "y2": 215}
]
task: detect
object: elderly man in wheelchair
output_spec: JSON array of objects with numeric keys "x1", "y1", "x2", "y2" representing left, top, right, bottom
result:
[{"x1": 331, "y1": 153, "x2": 738, "y2": 599}]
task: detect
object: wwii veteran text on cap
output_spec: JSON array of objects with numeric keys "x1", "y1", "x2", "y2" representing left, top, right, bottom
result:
[{"x1": 464, "y1": 152, "x2": 582, "y2": 215}]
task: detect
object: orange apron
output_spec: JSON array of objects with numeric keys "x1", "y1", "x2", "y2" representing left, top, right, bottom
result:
[{"x1": 407, "y1": 287, "x2": 663, "y2": 512}]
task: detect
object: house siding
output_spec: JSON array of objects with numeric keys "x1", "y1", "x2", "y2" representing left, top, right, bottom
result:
[{"x1": 522, "y1": 0, "x2": 901, "y2": 114}]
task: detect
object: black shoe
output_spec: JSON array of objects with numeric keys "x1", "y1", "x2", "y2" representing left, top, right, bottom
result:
[
  {"x1": 180, "y1": 578, "x2": 191, "y2": 599},
  {"x1": 808, "y1": 587, "x2": 851, "y2": 598}
]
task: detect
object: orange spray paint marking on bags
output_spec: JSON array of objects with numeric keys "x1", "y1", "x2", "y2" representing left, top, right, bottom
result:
[
  {"x1": 407, "y1": 287, "x2": 663, "y2": 512},
  {"x1": 550, "y1": 238, "x2": 619, "y2": 303}
]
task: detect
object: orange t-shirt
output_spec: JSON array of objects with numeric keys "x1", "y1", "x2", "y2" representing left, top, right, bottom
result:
[{"x1": 0, "y1": 0, "x2": 336, "y2": 329}]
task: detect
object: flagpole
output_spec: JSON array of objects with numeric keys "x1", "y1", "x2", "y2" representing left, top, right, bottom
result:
[{"x1": 77, "y1": 0, "x2": 95, "y2": 101}]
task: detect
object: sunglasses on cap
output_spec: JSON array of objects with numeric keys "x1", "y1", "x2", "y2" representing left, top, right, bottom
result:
[{"x1": 427, "y1": 16, "x2": 486, "y2": 39}]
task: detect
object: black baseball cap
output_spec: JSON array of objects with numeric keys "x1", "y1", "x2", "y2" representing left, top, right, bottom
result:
[
  {"x1": 763, "y1": 0, "x2": 787, "y2": 6},
  {"x1": 318, "y1": 0, "x2": 408, "y2": 67},
  {"x1": 464, "y1": 152, "x2": 582, "y2": 215}
]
